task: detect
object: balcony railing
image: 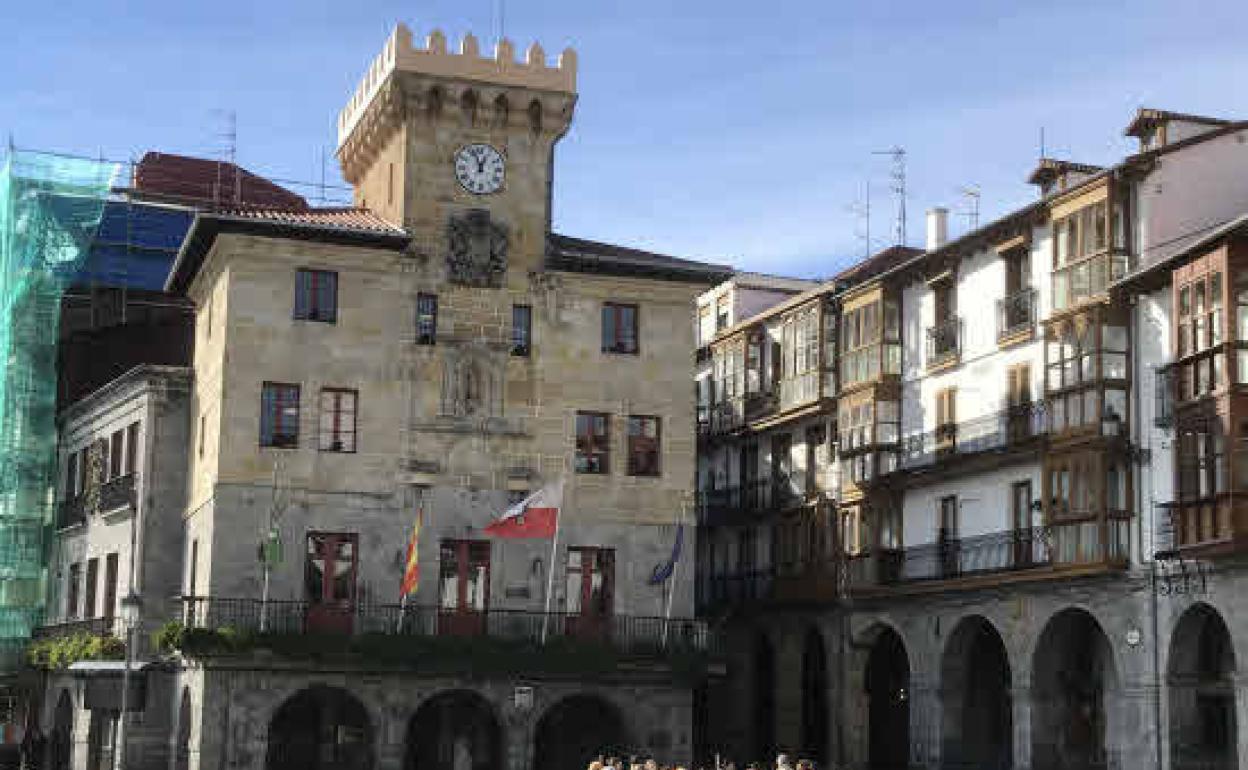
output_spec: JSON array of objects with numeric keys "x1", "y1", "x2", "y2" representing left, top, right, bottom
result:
[
  {"x1": 32, "y1": 616, "x2": 119, "y2": 640},
  {"x1": 697, "y1": 399, "x2": 744, "y2": 438},
  {"x1": 743, "y1": 388, "x2": 779, "y2": 421},
  {"x1": 56, "y1": 497, "x2": 86, "y2": 529},
  {"x1": 99, "y1": 473, "x2": 135, "y2": 513},
  {"x1": 697, "y1": 570, "x2": 774, "y2": 612},
  {"x1": 847, "y1": 517, "x2": 1130, "y2": 590},
  {"x1": 899, "y1": 402, "x2": 1046, "y2": 470},
  {"x1": 926, "y1": 317, "x2": 962, "y2": 368},
  {"x1": 1052, "y1": 250, "x2": 1128, "y2": 312},
  {"x1": 997, "y1": 287, "x2": 1037, "y2": 341},
  {"x1": 178, "y1": 596, "x2": 721, "y2": 656},
  {"x1": 696, "y1": 476, "x2": 803, "y2": 525}
]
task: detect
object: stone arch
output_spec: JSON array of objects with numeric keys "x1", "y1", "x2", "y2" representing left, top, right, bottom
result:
[
  {"x1": 940, "y1": 615, "x2": 1012, "y2": 770},
  {"x1": 174, "y1": 687, "x2": 192, "y2": 770},
  {"x1": 1030, "y1": 607, "x2": 1119, "y2": 770},
  {"x1": 752, "y1": 629, "x2": 777, "y2": 762},
  {"x1": 492, "y1": 94, "x2": 510, "y2": 128},
  {"x1": 405, "y1": 690, "x2": 501, "y2": 770},
  {"x1": 534, "y1": 693, "x2": 630, "y2": 770},
  {"x1": 527, "y1": 99, "x2": 543, "y2": 134},
  {"x1": 863, "y1": 625, "x2": 910, "y2": 770},
  {"x1": 427, "y1": 87, "x2": 445, "y2": 120},
  {"x1": 460, "y1": 89, "x2": 479, "y2": 126},
  {"x1": 800, "y1": 626, "x2": 829, "y2": 765},
  {"x1": 1167, "y1": 602, "x2": 1237, "y2": 770},
  {"x1": 266, "y1": 685, "x2": 374, "y2": 770},
  {"x1": 50, "y1": 689, "x2": 73, "y2": 770}
]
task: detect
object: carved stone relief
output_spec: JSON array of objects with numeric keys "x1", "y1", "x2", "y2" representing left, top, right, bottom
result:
[{"x1": 446, "y1": 209, "x2": 508, "y2": 288}]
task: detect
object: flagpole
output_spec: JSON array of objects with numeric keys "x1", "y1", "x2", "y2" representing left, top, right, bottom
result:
[
  {"x1": 661, "y1": 495, "x2": 690, "y2": 650},
  {"x1": 540, "y1": 475, "x2": 565, "y2": 645}
]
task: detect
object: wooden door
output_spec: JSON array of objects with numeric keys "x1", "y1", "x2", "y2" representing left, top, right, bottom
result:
[
  {"x1": 437, "y1": 540, "x2": 491, "y2": 636},
  {"x1": 1012, "y1": 480, "x2": 1034, "y2": 567},
  {"x1": 304, "y1": 532, "x2": 358, "y2": 634},
  {"x1": 565, "y1": 547, "x2": 614, "y2": 641}
]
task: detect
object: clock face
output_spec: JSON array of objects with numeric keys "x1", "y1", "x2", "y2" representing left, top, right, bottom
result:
[{"x1": 454, "y1": 144, "x2": 505, "y2": 195}]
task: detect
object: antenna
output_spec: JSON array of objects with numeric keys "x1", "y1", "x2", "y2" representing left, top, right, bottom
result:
[
  {"x1": 846, "y1": 180, "x2": 872, "y2": 258},
  {"x1": 958, "y1": 185, "x2": 981, "y2": 231},
  {"x1": 1039, "y1": 127, "x2": 1046, "y2": 159},
  {"x1": 873, "y1": 147, "x2": 907, "y2": 245}
]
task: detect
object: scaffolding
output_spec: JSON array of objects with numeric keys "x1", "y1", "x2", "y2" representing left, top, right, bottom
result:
[{"x1": 0, "y1": 149, "x2": 117, "y2": 665}]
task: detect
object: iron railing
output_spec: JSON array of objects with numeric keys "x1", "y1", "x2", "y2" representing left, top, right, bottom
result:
[
  {"x1": 847, "y1": 517, "x2": 1131, "y2": 589},
  {"x1": 32, "y1": 616, "x2": 119, "y2": 640},
  {"x1": 743, "y1": 388, "x2": 779, "y2": 421},
  {"x1": 695, "y1": 476, "x2": 802, "y2": 525},
  {"x1": 997, "y1": 287, "x2": 1037, "y2": 340},
  {"x1": 56, "y1": 497, "x2": 86, "y2": 529},
  {"x1": 697, "y1": 570, "x2": 775, "y2": 611},
  {"x1": 178, "y1": 596, "x2": 722, "y2": 656},
  {"x1": 926, "y1": 316, "x2": 962, "y2": 368},
  {"x1": 99, "y1": 473, "x2": 135, "y2": 512},
  {"x1": 899, "y1": 402, "x2": 1046, "y2": 469}
]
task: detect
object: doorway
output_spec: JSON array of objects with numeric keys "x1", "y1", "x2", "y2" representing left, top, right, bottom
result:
[
  {"x1": 565, "y1": 547, "x2": 614, "y2": 640},
  {"x1": 304, "y1": 532, "x2": 358, "y2": 634},
  {"x1": 438, "y1": 540, "x2": 491, "y2": 636}
]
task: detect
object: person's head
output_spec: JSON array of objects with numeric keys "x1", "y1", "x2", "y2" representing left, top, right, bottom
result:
[
  {"x1": 644, "y1": 759, "x2": 659, "y2": 770},
  {"x1": 589, "y1": 762, "x2": 603, "y2": 770},
  {"x1": 775, "y1": 754, "x2": 792, "y2": 769},
  {"x1": 795, "y1": 760, "x2": 813, "y2": 770}
]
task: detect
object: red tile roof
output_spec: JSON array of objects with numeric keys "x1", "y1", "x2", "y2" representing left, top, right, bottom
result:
[
  {"x1": 220, "y1": 206, "x2": 405, "y2": 235},
  {"x1": 134, "y1": 152, "x2": 309, "y2": 210}
]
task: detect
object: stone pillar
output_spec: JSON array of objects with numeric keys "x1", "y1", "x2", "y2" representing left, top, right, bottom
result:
[
  {"x1": 1114, "y1": 681, "x2": 1160, "y2": 770},
  {"x1": 774, "y1": 628, "x2": 803, "y2": 754},
  {"x1": 1011, "y1": 685, "x2": 1033, "y2": 770},
  {"x1": 1236, "y1": 672, "x2": 1248, "y2": 770},
  {"x1": 506, "y1": 711, "x2": 536, "y2": 770},
  {"x1": 70, "y1": 699, "x2": 91, "y2": 770},
  {"x1": 908, "y1": 674, "x2": 940, "y2": 770}
]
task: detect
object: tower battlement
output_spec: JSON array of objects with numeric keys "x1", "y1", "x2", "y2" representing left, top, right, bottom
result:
[{"x1": 337, "y1": 24, "x2": 577, "y2": 149}]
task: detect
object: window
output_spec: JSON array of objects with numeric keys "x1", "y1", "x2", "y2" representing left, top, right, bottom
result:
[
  {"x1": 293, "y1": 269, "x2": 338, "y2": 323},
  {"x1": 627, "y1": 416, "x2": 661, "y2": 476},
  {"x1": 715, "y1": 296, "x2": 730, "y2": 331},
  {"x1": 1177, "y1": 270, "x2": 1227, "y2": 399},
  {"x1": 67, "y1": 563, "x2": 81, "y2": 618},
  {"x1": 938, "y1": 495, "x2": 959, "y2": 538},
  {"x1": 511, "y1": 305, "x2": 532, "y2": 357},
  {"x1": 188, "y1": 540, "x2": 198, "y2": 597},
  {"x1": 198, "y1": 414, "x2": 206, "y2": 458},
  {"x1": 602, "y1": 303, "x2": 639, "y2": 354},
  {"x1": 936, "y1": 387, "x2": 957, "y2": 450},
  {"x1": 66, "y1": 452, "x2": 79, "y2": 499},
  {"x1": 319, "y1": 389, "x2": 358, "y2": 453},
  {"x1": 575, "y1": 412, "x2": 610, "y2": 474},
  {"x1": 416, "y1": 293, "x2": 438, "y2": 345},
  {"x1": 108, "y1": 429, "x2": 123, "y2": 480},
  {"x1": 260, "y1": 382, "x2": 301, "y2": 448},
  {"x1": 103, "y1": 553, "x2": 118, "y2": 620},
  {"x1": 124, "y1": 422, "x2": 139, "y2": 475},
  {"x1": 840, "y1": 295, "x2": 901, "y2": 386},
  {"x1": 84, "y1": 558, "x2": 99, "y2": 619}
]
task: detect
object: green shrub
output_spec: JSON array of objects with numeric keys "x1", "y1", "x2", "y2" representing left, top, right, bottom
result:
[{"x1": 27, "y1": 633, "x2": 126, "y2": 670}]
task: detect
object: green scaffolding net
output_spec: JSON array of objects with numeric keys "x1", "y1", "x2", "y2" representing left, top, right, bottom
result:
[{"x1": 0, "y1": 150, "x2": 117, "y2": 666}]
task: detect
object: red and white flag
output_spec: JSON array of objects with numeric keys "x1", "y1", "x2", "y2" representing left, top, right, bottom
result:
[{"x1": 485, "y1": 478, "x2": 563, "y2": 538}]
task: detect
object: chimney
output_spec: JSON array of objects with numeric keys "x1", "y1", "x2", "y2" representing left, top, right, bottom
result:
[{"x1": 926, "y1": 207, "x2": 949, "y2": 251}]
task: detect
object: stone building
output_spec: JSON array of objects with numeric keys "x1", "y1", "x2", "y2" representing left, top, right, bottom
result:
[
  {"x1": 29, "y1": 23, "x2": 730, "y2": 770},
  {"x1": 696, "y1": 108, "x2": 1248, "y2": 770}
]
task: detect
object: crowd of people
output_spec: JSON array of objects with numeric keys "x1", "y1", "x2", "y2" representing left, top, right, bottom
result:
[{"x1": 588, "y1": 751, "x2": 818, "y2": 770}]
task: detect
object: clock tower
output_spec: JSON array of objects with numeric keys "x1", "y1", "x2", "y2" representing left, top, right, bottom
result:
[{"x1": 336, "y1": 24, "x2": 577, "y2": 282}]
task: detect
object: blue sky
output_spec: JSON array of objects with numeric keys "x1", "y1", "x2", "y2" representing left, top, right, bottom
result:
[{"x1": 4, "y1": 0, "x2": 1246, "y2": 277}]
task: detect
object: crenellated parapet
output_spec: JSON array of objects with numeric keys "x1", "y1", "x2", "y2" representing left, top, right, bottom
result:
[{"x1": 337, "y1": 25, "x2": 577, "y2": 183}]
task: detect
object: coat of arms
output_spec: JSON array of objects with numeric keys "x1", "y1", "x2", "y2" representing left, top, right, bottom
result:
[{"x1": 446, "y1": 209, "x2": 508, "y2": 287}]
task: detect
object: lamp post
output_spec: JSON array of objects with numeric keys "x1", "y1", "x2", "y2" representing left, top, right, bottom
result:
[{"x1": 114, "y1": 590, "x2": 142, "y2": 770}]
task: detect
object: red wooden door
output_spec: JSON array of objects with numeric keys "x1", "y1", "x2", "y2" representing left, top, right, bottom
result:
[
  {"x1": 304, "y1": 532, "x2": 358, "y2": 634},
  {"x1": 565, "y1": 547, "x2": 614, "y2": 640},
  {"x1": 437, "y1": 540, "x2": 491, "y2": 636}
]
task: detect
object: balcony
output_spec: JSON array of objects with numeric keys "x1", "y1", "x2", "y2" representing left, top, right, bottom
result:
[
  {"x1": 899, "y1": 402, "x2": 1046, "y2": 470},
  {"x1": 696, "y1": 477, "x2": 803, "y2": 526},
  {"x1": 1052, "y1": 250, "x2": 1128, "y2": 312},
  {"x1": 743, "y1": 388, "x2": 779, "y2": 422},
  {"x1": 98, "y1": 473, "x2": 135, "y2": 513},
  {"x1": 32, "y1": 616, "x2": 119, "y2": 640},
  {"x1": 697, "y1": 570, "x2": 775, "y2": 613},
  {"x1": 56, "y1": 497, "x2": 87, "y2": 529},
  {"x1": 997, "y1": 288, "x2": 1037, "y2": 343},
  {"x1": 697, "y1": 399, "x2": 744, "y2": 439},
  {"x1": 847, "y1": 517, "x2": 1130, "y2": 592},
  {"x1": 778, "y1": 371, "x2": 820, "y2": 412},
  {"x1": 178, "y1": 596, "x2": 721, "y2": 658},
  {"x1": 925, "y1": 317, "x2": 962, "y2": 369}
]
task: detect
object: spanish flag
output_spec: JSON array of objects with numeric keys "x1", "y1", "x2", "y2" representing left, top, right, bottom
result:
[{"x1": 399, "y1": 507, "x2": 423, "y2": 597}]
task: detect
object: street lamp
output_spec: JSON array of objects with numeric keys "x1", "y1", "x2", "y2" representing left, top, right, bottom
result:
[{"x1": 114, "y1": 590, "x2": 142, "y2": 770}]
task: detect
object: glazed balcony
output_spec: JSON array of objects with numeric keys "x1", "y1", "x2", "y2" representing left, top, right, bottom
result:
[
  {"x1": 696, "y1": 476, "x2": 802, "y2": 526},
  {"x1": 899, "y1": 402, "x2": 1046, "y2": 471},
  {"x1": 846, "y1": 516, "x2": 1131, "y2": 592},
  {"x1": 925, "y1": 317, "x2": 962, "y2": 370},
  {"x1": 997, "y1": 288, "x2": 1037, "y2": 344},
  {"x1": 696, "y1": 399, "x2": 744, "y2": 438},
  {"x1": 743, "y1": 388, "x2": 779, "y2": 422},
  {"x1": 177, "y1": 596, "x2": 722, "y2": 659},
  {"x1": 1052, "y1": 250, "x2": 1128, "y2": 312},
  {"x1": 56, "y1": 496, "x2": 87, "y2": 529},
  {"x1": 99, "y1": 473, "x2": 135, "y2": 513}
]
